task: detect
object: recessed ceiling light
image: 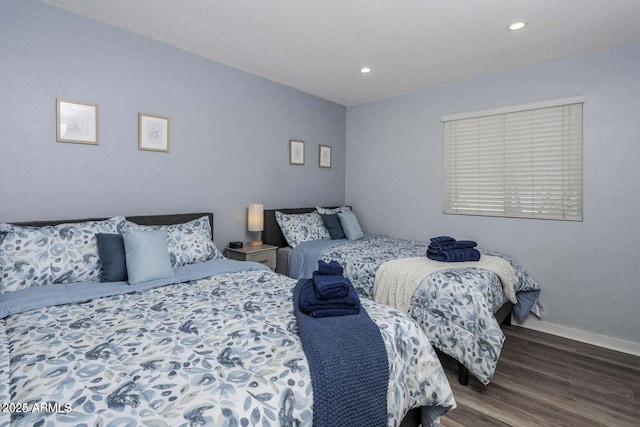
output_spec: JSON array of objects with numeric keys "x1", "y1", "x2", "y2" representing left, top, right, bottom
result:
[
  {"x1": 360, "y1": 67, "x2": 371, "y2": 74},
  {"x1": 509, "y1": 22, "x2": 526, "y2": 31}
]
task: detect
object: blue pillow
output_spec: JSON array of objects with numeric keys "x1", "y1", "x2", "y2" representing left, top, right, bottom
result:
[
  {"x1": 122, "y1": 230, "x2": 174, "y2": 285},
  {"x1": 338, "y1": 210, "x2": 364, "y2": 240},
  {"x1": 96, "y1": 233, "x2": 127, "y2": 282},
  {"x1": 320, "y1": 214, "x2": 346, "y2": 240}
]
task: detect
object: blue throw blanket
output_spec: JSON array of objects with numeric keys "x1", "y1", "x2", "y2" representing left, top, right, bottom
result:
[
  {"x1": 293, "y1": 279, "x2": 389, "y2": 427},
  {"x1": 300, "y1": 278, "x2": 360, "y2": 317}
]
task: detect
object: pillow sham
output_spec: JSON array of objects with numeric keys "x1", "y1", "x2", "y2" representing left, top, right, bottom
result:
[
  {"x1": 316, "y1": 205, "x2": 351, "y2": 215},
  {"x1": 0, "y1": 216, "x2": 125, "y2": 294},
  {"x1": 338, "y1": 210, "x2": 364, "y2": 240},
  {"x1": 275, "y1": 211, "x2": 331, "y2": 248},
  {"x1": 320, "y1": 213, "x2": 346, "y2": 240},
  {"x1": 122, "y1": 230, "x2": 174, "y2": 285},
  {"x1": 96, "y1": 233, "x2": 127, "y2": 282},
  {"x1": 121, "y1": 215, "x2": 223, "y2": 268}
]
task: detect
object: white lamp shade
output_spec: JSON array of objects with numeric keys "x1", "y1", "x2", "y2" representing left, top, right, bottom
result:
[{"x1": 248, "y1": 204, "x2": 264, "y2": 232}]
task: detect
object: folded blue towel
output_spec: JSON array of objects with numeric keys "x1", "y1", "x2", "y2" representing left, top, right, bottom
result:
[
  {"x1": 300, "y1": 279, "x2": 361, "y2": 317},
  {"x1": 455, "y1": 240, "x2": 477, "y2": 249},
  {"x1": 427, "y1": 248, "x2": 481, "y2": 262},
  {"x1": 428, "y1": 240, "x2": 477, "y2": 251},
  {"x1": 312, "y1": 274, "x2": 350, "y2": 299},
  {"x1": 316, "y1": 260, "x2": 344, "y2": 276},
  {"x1": 428, "y1": 242, "x2": 457, "y2": 251},
  {"x1": 430, "y1": 235, "x2": 456, "y2": 244}
]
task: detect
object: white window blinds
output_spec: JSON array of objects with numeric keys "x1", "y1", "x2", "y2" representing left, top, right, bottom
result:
[{"x1": 442, "y1": 98, "x2": 583, "y2": 221}]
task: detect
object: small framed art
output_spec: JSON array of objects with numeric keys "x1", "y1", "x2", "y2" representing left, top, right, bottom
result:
[
  {"x1": 56, "y1": 99, "x2": 98, "y2": 145},
  {"x1": 319, "y1": 144, "x2": 332, "y2": 168},
  {"x1": 139, "y1": 113, "x2": 169, "y2": 152},
  {"x1": 289, "y1": 139, "x2": 305, "y2": 165}
]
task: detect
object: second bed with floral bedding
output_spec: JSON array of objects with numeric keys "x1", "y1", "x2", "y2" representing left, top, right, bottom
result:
[{"x1": 264, "y1": 207, "x2": 541, "y2": 385}]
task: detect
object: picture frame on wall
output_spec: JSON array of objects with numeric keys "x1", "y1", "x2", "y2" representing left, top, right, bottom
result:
[
  {"x1": 56, "y1": 99, "x2": 98, "y2": 145},
  {"x1": 319, "y1": 144, "x2": 332, "y2": 168},
  {"x1": 289, "y1": 139, "x2": 305, "y2": 165},
  {"x1": 139, "y1": 113, "x2": 170, "y2": 152}
]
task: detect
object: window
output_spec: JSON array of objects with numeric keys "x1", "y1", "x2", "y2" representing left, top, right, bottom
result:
[{"x1": 442, "y1": 97, "x2": 583, "y2": 221}]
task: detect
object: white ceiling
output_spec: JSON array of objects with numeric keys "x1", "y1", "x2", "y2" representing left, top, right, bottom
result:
[{"x1": 42, "y1": 0, "x2": 640, "y2": 106}]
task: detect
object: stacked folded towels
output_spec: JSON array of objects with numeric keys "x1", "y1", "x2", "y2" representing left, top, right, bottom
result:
[
  {"x1": 427, "y1": 235, "x2": 481, "y2": 262},
  {"x1": 300, "y1": 260, "x2": 361, "y2": 317}
]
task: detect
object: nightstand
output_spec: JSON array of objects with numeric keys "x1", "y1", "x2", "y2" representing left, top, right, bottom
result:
[{"x1": 224, "y1": 244, "x2": 277, "y2": 270}]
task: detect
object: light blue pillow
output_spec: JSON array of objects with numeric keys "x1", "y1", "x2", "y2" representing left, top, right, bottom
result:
[
  {"x1": 122, "y1": 230, "x2": 174, "y2": 285},
  {"x1": 122, "y1": 216, "x2": 223, "y2": 268},
  {"x1": 338, "y1": 210, "x2": 363, "y2": 240}
]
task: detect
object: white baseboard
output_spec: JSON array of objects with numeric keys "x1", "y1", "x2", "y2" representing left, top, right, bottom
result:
[{"x1": 515, "y1": 319, "x2": 640, "y2": 357}]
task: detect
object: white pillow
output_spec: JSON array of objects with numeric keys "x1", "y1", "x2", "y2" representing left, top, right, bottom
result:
[
  {"x1": 316, "y1": 206, "x2": 351, "y2": 215},
  {"x1": 275, "y1": 211, "x2": 331, "y2": 248},
  {"x1": 0, "y1": 216, "x2": 125, "y2": 293}
]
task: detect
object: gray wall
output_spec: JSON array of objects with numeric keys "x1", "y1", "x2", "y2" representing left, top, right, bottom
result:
[
  {"x1": 0, "y1": 0, "x2": 346, "y2": 248},
  {"x1": 346, "y1": 43, "x2": 640, "y2": 345},
  {"x1": 3, "y1": 0, "x2": 639, "y2": 346}
]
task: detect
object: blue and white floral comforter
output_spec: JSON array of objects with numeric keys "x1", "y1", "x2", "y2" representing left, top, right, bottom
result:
[
  {"x1": 0, "y1": 262, "x2": 455, "y2": 426},
  {"x1": 314, "y1": 236, "x2": 540, "y2": 384}
]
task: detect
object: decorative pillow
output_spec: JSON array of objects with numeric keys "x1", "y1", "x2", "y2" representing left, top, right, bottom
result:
[
  {"x1": 320, "y1": 213, "x2": 346, "y2": 240},
  {"x1": 121, "y1": 216, "x2": 223, "y2": 268},
  {"x1": 338, "y1": 210, "x2": 364, "y2": 240},
  {"x1": 96, "y1": 233, "x2": 127, "y2": 282},
  {"x1": 275, "y1": 211, "x2": 331, "y2": 248},
  {"x1": 0, "y1": 216, "x2": 125, "y2": 293},
  {"x1": 122, "y1": 230, "x2": 174, "y2": 285},
  {"x1": 316, "y1": 205, "x2": 351, "y2": 215}
]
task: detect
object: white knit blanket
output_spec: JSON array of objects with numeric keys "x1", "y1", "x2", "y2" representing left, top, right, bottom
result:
[{"x1": 373, "y1": 255, "x2": 518, "y2": 313}]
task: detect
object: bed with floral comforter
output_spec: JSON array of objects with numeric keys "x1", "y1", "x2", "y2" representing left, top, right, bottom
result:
[
  {"x1": 287, "y1": 236, "x2": 541, "y2": 385},
  {"x1": 0, "y1": 260, "x2": 456, "y2": 426},
  {"x1": 0, "y1": 212, "x2": 455, "y2": 425}
]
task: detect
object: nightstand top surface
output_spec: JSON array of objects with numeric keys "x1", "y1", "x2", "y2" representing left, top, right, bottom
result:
[{"x1": 225, "y1": 244, "x2": 277, "y2": 254}]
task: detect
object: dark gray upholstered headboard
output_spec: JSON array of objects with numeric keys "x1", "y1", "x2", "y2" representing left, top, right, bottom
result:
[
  {"x1": 263, "y1": 207, "x2": 345, "y2": 248},
  {"x1": 12, "y1": 213, "x2": 215, "y2": 240}
]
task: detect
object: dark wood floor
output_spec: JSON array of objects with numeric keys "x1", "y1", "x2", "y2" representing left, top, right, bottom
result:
[{"x1": 438, "y1": 326, "x2": 640, "y2": 427}]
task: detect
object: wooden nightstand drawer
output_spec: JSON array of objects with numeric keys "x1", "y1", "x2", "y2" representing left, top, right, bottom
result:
[
  {"x1": 245, "y1": 250, "x2": 276, "y2": 269},
  {"x1": 224, "y1": 244, "x2": 277, "y2": 270}
]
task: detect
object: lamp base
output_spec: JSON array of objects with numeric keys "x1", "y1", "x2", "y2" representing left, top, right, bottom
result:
[{"x1": 248, "y1": 240, "x2": 263, "y2": 246}]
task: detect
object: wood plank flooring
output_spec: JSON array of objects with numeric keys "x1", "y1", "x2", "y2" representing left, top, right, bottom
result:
[{"x1": 438, "y1": 326, "x2": 640, "y2": 427}]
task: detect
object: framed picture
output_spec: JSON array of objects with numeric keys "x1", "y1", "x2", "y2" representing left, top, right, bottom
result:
[
  {"x1": 139, "y1": 113, "x2": 169, "y2": 152},
  {"x1": 56, "y1": 99, "x2": 98, "y2": 145},
  {"x1": 319, "y1": 144, "x2": 332, "y2": 168},
  {"x1": 289, "y1": 140, "x2": 305, "y2": 165}
]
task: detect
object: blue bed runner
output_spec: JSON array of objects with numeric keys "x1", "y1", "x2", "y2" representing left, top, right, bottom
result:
[{"x1": 293, "y1": 278, "x2": 389, "y2": 427}]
